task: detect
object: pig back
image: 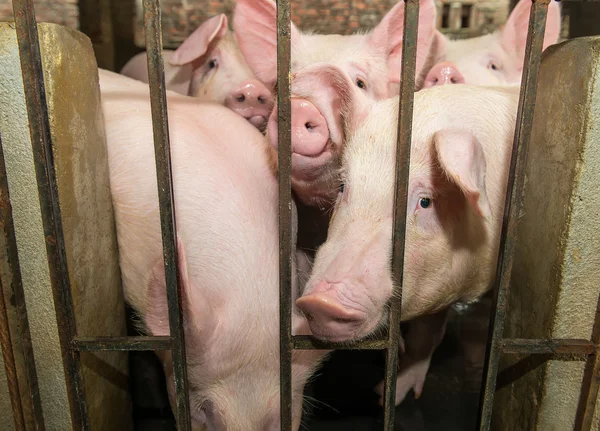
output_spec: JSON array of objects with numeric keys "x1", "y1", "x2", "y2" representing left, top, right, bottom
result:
[{"x1": 100, "y1": 72, "x2": 279, "y2": 326}]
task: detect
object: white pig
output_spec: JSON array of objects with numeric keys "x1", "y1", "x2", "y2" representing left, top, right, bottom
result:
[
  {"x1": 287, "y1": 65, "x2": 518, "y2": 402},
  {"x1": 98, "y1": 69, "x2": 325, "y2": 430},
  {"x1": 235, "y1": 0, "x2": 438, "y2": 203},
  {"x1": 422, "y1": 0, "x2": 561, "y2": 87},
  {"x1": 120, "y1": 13, "x2": 273, "y2": 130}
]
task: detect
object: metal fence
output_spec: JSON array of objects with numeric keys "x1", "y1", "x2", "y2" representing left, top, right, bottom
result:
[{"x1": 1, "y1": 0, "x2": 599, "y2": 430}]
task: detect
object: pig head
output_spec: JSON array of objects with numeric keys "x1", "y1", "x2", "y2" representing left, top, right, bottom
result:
[
  {"x1": 234, "y1": 0, "x2": 437, "y2": 99},
  {"x1": 423, "y1": 0, "x2": 561, "y2": 87},
  {"x1": 121, "y1": 14, "x2": 273, "y2": 130},
  {"x1": 235, "y1": 0, "x2": 438, "y2": 191},
  {"x1": 295, "y1": 78, "x2": 519, "y2": 342}
]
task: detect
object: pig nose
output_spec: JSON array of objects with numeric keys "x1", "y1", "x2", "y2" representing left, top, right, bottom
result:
[
  {"x1": 225, "y1": 79, "x2": 274, "y2": 129},
  {"x1": 423, "y1": 62, "x2": 465, "y2": 87},
  {"x1": 289, "y1": 98, "x2": 329, "y2": 157},
  {"x1": 296, "y1": 282, "x2": 367, "y2": 342}
]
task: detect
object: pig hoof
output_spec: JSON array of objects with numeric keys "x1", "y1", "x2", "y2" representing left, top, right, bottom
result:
[{"x1": 374, "y1": 361, "x2": 428, "y2": 407}]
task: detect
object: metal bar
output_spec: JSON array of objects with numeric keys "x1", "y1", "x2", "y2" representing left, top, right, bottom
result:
[
  {"x1": 11, "y1": 1, "x2": 88, "y2": 428},
  {"x1": 0, "y1": 135, "x2": 25, "y2": 430},
  {"x1": 0, "y1": 262, "x2": 24, "y2": 430},
  {"x1": 383, "y1": 0, "x2": 421, "y2": 428},
  {"x1": 141, "y1": 0, "x2": 191, "y2": 430},
  {"x1": 501, "y1": 338, "x2": 596, "y2": 355},
  {"x1": 292, "y1": 336, "x2": 387, "y2": 350},
  {"x1": 477, "y1": 1, "x2": 550, "y2": 429},
  {"x1": 276, "y1": 0, "x2": 294, "y2": 427},
  {"x1": 73, "y1": 336, "x2": 172, "y2": 352},
  {"x1": 574, "y1": 293, "x2": 600, "y2": 431},
  {"x1": 0, "y1": 133, "x2": 45, "y2": 431}
]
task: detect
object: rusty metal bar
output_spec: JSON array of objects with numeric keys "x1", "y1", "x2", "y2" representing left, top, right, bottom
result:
[
  {"x1": 477, "y1": 1, "x2": 550, "y2": 429},
  {"x1": 502, "y1": 338, "x2": 596, "y2": 355},
  {"x1": 141, "y1": 0, "x2": 191, "y2": 429},
  {"x1": 574, "y1": 292, "x2": 600, "y2": 431},
  {"x1": 0, "y1": 134, "x2": 25, "y2": 431},
  {"x1": 382, "y1": 0, "x2": 421, "y2": 428},
  {"x1": 276, "y1": 0, "x2": 294, "y2": 427},
  {"x1": 73, "y1": 336, "x2": 172, "y2": 352},
  {"x1": 11, "y1": 0, "x2": 88, "y2": 428},
  {"x1": 292, "y1": 336, "x2": 387, "y2": 350},
  {"x1": 0, "y1": 258, "x2": 24, "y2": 430}
]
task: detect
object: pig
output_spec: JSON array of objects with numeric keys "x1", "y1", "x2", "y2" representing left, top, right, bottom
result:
[
  {"x1": 120, "y1": 13, "x2": 273, "y2": 130},
  {"x1": 286, "y1": 65, "x2": 518, "y2": 403},
  {"x1": 235, "y1": 0, "x2": 438, "y2": 206},
  {"x1": 422, "y1": 0, "x2": 561, "y2": 87},
  {"x1": 98, "y1": 68, "x2": 326, "y2": 430}
]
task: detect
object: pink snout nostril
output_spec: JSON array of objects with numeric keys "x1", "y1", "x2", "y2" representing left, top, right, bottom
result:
[
  {"x1": 290, "y1": 98, "x2": 329, "y2": 157},
  {"x1": 423, "y1": 61, "x2": 465, "y2": 87},
  {"x1": 296, "y1": 284, "x2": 367, "y2": 342},
  {"x1": 225, "y1": 79, "x2": 274, "y2": 128}
]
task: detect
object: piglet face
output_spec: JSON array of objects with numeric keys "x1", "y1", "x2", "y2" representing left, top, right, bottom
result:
[
  {"x1": 297, "y1": 86, "x2": 517, "y2": 342},
  {"x1": 170, "y1": 15, "x2": 274, "y2": 130},
  {"x1": 425, "y1": 0, "x2": 561, "y2": 87},
  {"x1": 267, "y1": 64, "x2": 370, "y2": 206}
]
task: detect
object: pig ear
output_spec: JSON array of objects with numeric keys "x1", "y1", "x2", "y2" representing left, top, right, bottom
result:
[
  {"x1": 369, "y1": 0, "x2": 437, "y2": 84},
  {"x1": 145, "y1": 238, "x2": 206, "y2": 337},
  {"x1": 434, "y1": 130, "x2": 490, "y2": 218},
  {"x1": 234, "y1": 0, "x2": 301, "y2": 88},
  {"x1": 500, "y1": 0, "x2": 562, "y2": 64},
  {"x1": 170, "y1": 14, "x2": 228, "y2": 66}
]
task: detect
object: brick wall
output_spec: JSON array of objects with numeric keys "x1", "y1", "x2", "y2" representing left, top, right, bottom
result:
[
  {"x1": 0, "y1": 0, "x2": 78, "y2": 28},
  {"x1": 0, "y1": 0, "x2": 569, "y2": 57},
  {"x1": 132, "y1": 0, "x2": 514, "y2": 47}
]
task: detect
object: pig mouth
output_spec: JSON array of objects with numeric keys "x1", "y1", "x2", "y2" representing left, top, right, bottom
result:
[{"x1": 291, "y1": 149, "x2": 333, "y2": 181}]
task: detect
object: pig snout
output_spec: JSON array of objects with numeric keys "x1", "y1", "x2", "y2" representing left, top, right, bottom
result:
[
  {"x1": 297, "y1": 227, "x2": 393, "y2": 342},
  {"x1": 290, "y1": 98, "x2": 329, "y2": 157},
  {"x1": 296, "y1": 281, "x2": 370, "y2": 342},
  {"x1": 225, "y1": 79, "x2": 274, "y2": 129},
  {"x1": 423, "y1": 61, "x2": 465, "y2": 87}
]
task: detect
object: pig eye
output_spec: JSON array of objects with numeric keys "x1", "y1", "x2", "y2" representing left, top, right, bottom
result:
[
  {"x1": 356, "y1": 78, "x2": 367, "y2": 90},
  {"x1": 418, "y1": 197, "x2": 432, "y2": 209},
  {"x1": 487, "y1": 60, "x2": 500, "y2": 71},
  {"x1": 208, "y1": 59, "x2": 218, "y2": 69}
]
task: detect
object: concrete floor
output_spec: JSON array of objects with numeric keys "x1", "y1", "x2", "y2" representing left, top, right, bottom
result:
[{"x1": 128, "y1": 294, "x2": 493, "y2": 430}]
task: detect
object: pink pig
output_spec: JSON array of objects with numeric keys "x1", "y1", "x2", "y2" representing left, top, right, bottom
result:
[
  {"x1": 423, "y1": 0, "x2": 561, "y2": 87},
  {"x1": 286, "y1": 65, "x2": 519, "y2": 403},
  {"x1": 235, "y1": 0, "x2": 438, "y2": 205},
  {"x1": 98, "y1": 69, "x2": 326, "y2": 430},
  {"x1": 120, "y1": 13, "x2": 273, "y2": 130}
]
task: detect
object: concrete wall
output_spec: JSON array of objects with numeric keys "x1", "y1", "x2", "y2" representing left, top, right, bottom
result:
[
  {"x1": 492, "y1": 36, "x2": 600, "y2": 431},
  {"x1": 0, "y1": 22, "x2": 131, "y2": 430}
]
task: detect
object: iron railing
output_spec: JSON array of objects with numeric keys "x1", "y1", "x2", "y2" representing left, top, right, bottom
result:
[{"x1": 0, "y1": 0, "x2": 599, "y2": 430}]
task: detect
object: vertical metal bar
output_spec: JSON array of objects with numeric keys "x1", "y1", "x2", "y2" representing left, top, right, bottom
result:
[
  {"x1": 383, "y1": 0, "x2": 420, "y2": 429},
  {"x1": 574, "y1": 293, "x2": 600, "y2": 431},
  {"x1": 0, "y1": 133, "x2": 45, "y2": 431},
  {"x1": 11, "y1": 1, "x2": 88, "y2": 429},
  {"x1": 141, "y1": 0, "x2": 191, "y2": 430},
  {"x1": 276, "y1": 0, "x2": 294, "y2": 427},
  {"x1": 477, "y1": 1, "x2": 550, "y2": 429}
]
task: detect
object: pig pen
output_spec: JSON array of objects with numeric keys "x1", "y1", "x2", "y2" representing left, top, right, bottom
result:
[{"x1": 1, "y1": 0, "x2": 600, "y2": 430}]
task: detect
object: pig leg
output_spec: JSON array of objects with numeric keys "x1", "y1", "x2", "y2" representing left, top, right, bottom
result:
[{"x1": 375, "y1": 308, "x2": 449, "y2": 406}]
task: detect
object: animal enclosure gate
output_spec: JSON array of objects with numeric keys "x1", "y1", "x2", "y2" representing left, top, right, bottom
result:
[{"x1": 1, "y1": 0, "x2": 599, "y2": 430}]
